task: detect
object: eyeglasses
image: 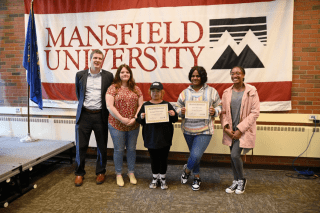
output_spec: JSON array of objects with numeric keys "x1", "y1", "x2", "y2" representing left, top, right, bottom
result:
[{"x1": 230, "y1": 72, "x2": 242, "y2": 76}]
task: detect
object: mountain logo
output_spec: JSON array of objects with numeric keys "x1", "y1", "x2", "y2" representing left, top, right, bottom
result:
[
  {"x1": 209, "y1": 16, "x2": 267, "y2": 45},
  {"x1": 211, "y1": 45, "x2": 264, "y2": 69},
  {"x1": 209, "y1": 16, "x2": 266, "y2": 69}
]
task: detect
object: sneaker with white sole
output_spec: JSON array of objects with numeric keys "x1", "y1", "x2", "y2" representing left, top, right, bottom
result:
[
  {"x1": 160, "y1": 178, "x2": 168, "y2": 190},
  {"x1": 191, "y1": 177, "x2": 201, "y2": 191},
  {"x1": 235, "y1": 179, "x2": 247, "y2": 194},
  {"x1": 149, "y1": 177, "x2": 159, "y2": 189},
  {"x1": 181, "y1": 164, "x2": 190, "y2": 184},
  {"x1": 225, "y1": 180, "x2": 238, "y2": 193}
]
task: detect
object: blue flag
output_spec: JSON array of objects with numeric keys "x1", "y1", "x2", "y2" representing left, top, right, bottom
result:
[{"x1": 23, "y1": 5, "x2": 43, "y2": 109}]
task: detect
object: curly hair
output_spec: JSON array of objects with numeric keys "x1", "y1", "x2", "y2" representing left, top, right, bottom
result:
[
  {"x1": 112, "y1": 64, "x2": 138, "y2": 94},
  {"x1": 188, "y1": 66, "x2": 207, "y2": 85}
]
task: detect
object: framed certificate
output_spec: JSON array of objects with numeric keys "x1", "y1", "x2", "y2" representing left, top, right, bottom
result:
[
  {"x1": 185, "y1": 101, "x2": 209, "y2": 119},
  {"x1": 145, "y1": 104, "x2": 169, "y2": 124}
]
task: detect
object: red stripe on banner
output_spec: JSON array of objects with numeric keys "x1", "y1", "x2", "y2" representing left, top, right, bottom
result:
[
  {"x1": 24, "y1": 0, "x2": 274, "y2": 14},
  {"x1": 42, "y1": 81, "x2": 291, "y2": 102},
  {"x1": 42, "y1": 83, "x2": 78, "y2": 101}
]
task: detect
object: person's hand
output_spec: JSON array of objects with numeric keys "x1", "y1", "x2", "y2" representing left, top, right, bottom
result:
[
  {"x1": 121, "y1": 117, "x2": 130, "y2": 125},
  {"x1": 127, "y1": 118, "x2": 136, "y2": 126},
  {"x1": 209, "y1": 106, "x2": 215, "y2": 116},
  {"x1": 141, "y1": 113, "x2": 145, "y2": 119},
  {"x1": 232, "y1": 130, "x2": 242, "y2": 140},
  {"x1": 121, "y1": 118, "x2": 135, "y2": 126},
  {"x1": 224, "y1": 127, "x2": 234, "y2": 138},
  {"x1": 181, "y1": 107, "x2": 186, "y2": 115},
  {"x1": 168, "y1": 110, "x2": 175, "y2": 116}
]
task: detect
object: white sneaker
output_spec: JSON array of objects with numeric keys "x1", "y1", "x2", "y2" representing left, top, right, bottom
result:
[
  {"x1": 235, "y1": 179, "x2": 247, "y2": 194},
  {"x1": 160, "y1": 178, "x2": 168, "y2": 190},
  {"x1": 149, "y1": 177, "x2": 159, "y2": 189},
  {"x1": 191, "y1": 177, "x2": 201, "y2": 191},
  {"x1": 181, "y1": 164, "x2": 190, "y2": 184},
  {"x1": 225, "y1": 180, "x2": 238, "y2": 194}
]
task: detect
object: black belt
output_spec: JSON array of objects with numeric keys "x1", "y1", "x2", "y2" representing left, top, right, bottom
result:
[{"x1": 83, "y1": 108, "x2": 102, "y2": 114}]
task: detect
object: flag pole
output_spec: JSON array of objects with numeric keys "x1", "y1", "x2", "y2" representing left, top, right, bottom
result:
[
  {"x1": 21, "y1": 84, "x2": 32, "y2": 142},
  {"x1": 27, "y1": 84, "x2": 30, "y2": 136},
  {"x1": 21, "y1": 0, "x2": 34, "y2": 142}
]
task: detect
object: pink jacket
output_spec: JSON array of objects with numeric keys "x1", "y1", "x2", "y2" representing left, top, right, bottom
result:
[{"x1": 220, "y1": 83, "x2": 260, "y2": 148}]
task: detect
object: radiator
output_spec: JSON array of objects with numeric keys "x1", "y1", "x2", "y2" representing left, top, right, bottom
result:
[{"x1": 0, "y1": 116, "x2": 319, "y2": 158}]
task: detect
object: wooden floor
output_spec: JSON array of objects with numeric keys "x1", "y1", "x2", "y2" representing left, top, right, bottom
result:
[{"x1": 2, "y1": 159, "x2": 320, "y2": 213}]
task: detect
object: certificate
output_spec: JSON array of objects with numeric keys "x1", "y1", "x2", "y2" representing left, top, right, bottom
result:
[
  {"x1": 185, "y1": 101, "x2": 209, "y2": 119},
  {"x1": 145, "y1": 104, "x2": 169, "y2": 124}
]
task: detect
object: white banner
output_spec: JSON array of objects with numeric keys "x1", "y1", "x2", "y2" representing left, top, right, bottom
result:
[{"x1": 25, "y1": 0, "x2": 293, "y2": 111}]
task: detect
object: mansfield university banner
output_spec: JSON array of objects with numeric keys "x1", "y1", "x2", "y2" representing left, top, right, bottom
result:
[{"x1": 24, "y1": 0, "x2": 293, "y2": 111}]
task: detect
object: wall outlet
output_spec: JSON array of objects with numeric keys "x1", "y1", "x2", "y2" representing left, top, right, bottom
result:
[{"x1": 309, "y1": 115, "x2": 318, "y2": 120}]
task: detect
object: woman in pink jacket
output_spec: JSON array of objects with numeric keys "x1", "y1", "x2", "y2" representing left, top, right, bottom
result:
[{"x1": 220, "y1": 66, "x2": 260, "y2": 194}]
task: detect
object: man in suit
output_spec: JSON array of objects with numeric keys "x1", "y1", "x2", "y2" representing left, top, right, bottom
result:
[{"x1": 74, "y1": 49, "x2": 113, "y2": 186}]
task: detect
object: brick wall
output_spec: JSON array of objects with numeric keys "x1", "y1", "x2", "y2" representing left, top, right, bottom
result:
[
  {"x1": 0, "y1": 0, "x2": 27, "y2": 106},
  {"x1": 292, "y1": 0, "x2": 320, "y2": 114},
  {"x1": 0, "y1": 0, "x2": 319, "y2": 112}
]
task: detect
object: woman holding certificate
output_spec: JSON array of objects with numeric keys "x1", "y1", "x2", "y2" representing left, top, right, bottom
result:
[
  {"x1": 220, "y1": 66, "x2": 260, "y2": 194},
  {"x1": 136, "y1": 82, "x2": 178, "y2": 190},
  {"x1": 106, "y1": 64, "x2": 143, "y2": 187},
  {"x1": 176, "y1": 66, "x2": 221, "y2": 191}
]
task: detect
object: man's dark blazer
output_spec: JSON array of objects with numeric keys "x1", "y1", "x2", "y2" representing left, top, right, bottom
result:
[{"x1": 75, "y1": 69, "x2": 114, "y2": 124}]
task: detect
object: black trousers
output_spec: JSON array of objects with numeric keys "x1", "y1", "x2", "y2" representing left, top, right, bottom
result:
[
  {"x1": 148, "y1": 146, "x2": 170, "y2": 175},
  {"x1": 75, "y1": 110, "x2": 108, "y2": 176}
]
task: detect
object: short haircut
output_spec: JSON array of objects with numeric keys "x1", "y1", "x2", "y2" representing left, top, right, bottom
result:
[{"x1": 90, "y1": 49, "x2": 104, "y2": 60}]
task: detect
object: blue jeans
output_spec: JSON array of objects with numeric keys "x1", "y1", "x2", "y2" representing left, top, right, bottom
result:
[
  {"x1": 108, "y1": 124, "x2": 139, "y2": 174},
  {"x1": 184, "y1": 134, "x2": 212, "y2": 175}
]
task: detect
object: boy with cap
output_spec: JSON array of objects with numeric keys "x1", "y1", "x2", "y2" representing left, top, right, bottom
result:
[{"x1": 136, "y1": 82, "x2": 178, "y2": 189}]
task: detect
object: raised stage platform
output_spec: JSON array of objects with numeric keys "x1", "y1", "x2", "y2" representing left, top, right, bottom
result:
[{"x1": 0, "y1": 137, "x2": 74, "y2": 207}]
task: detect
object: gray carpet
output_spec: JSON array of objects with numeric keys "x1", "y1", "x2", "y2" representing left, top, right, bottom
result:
[{"x1": 2, "y1": 159, "x2": 320, "y2": 213}]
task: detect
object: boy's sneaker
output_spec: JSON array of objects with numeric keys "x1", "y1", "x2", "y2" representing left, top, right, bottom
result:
[
  {"x1": 181, "y1": 164, "x2": 190, "y2": 184},
  {"x1": 191, "y1": 177, "x2": 201, "y2": 191},
  {"x1": 225, "y1": 180, "x2": 238, "y2": 193},
  {"x1": 149, "y1": 177, "x2": 159, "y2": 189},
  {"x1": 235, "y1": 179, "x2": 247, "y2": 194},
  {"x1": 160, "y1": 178, "x2": 168, "y2": 190}
]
